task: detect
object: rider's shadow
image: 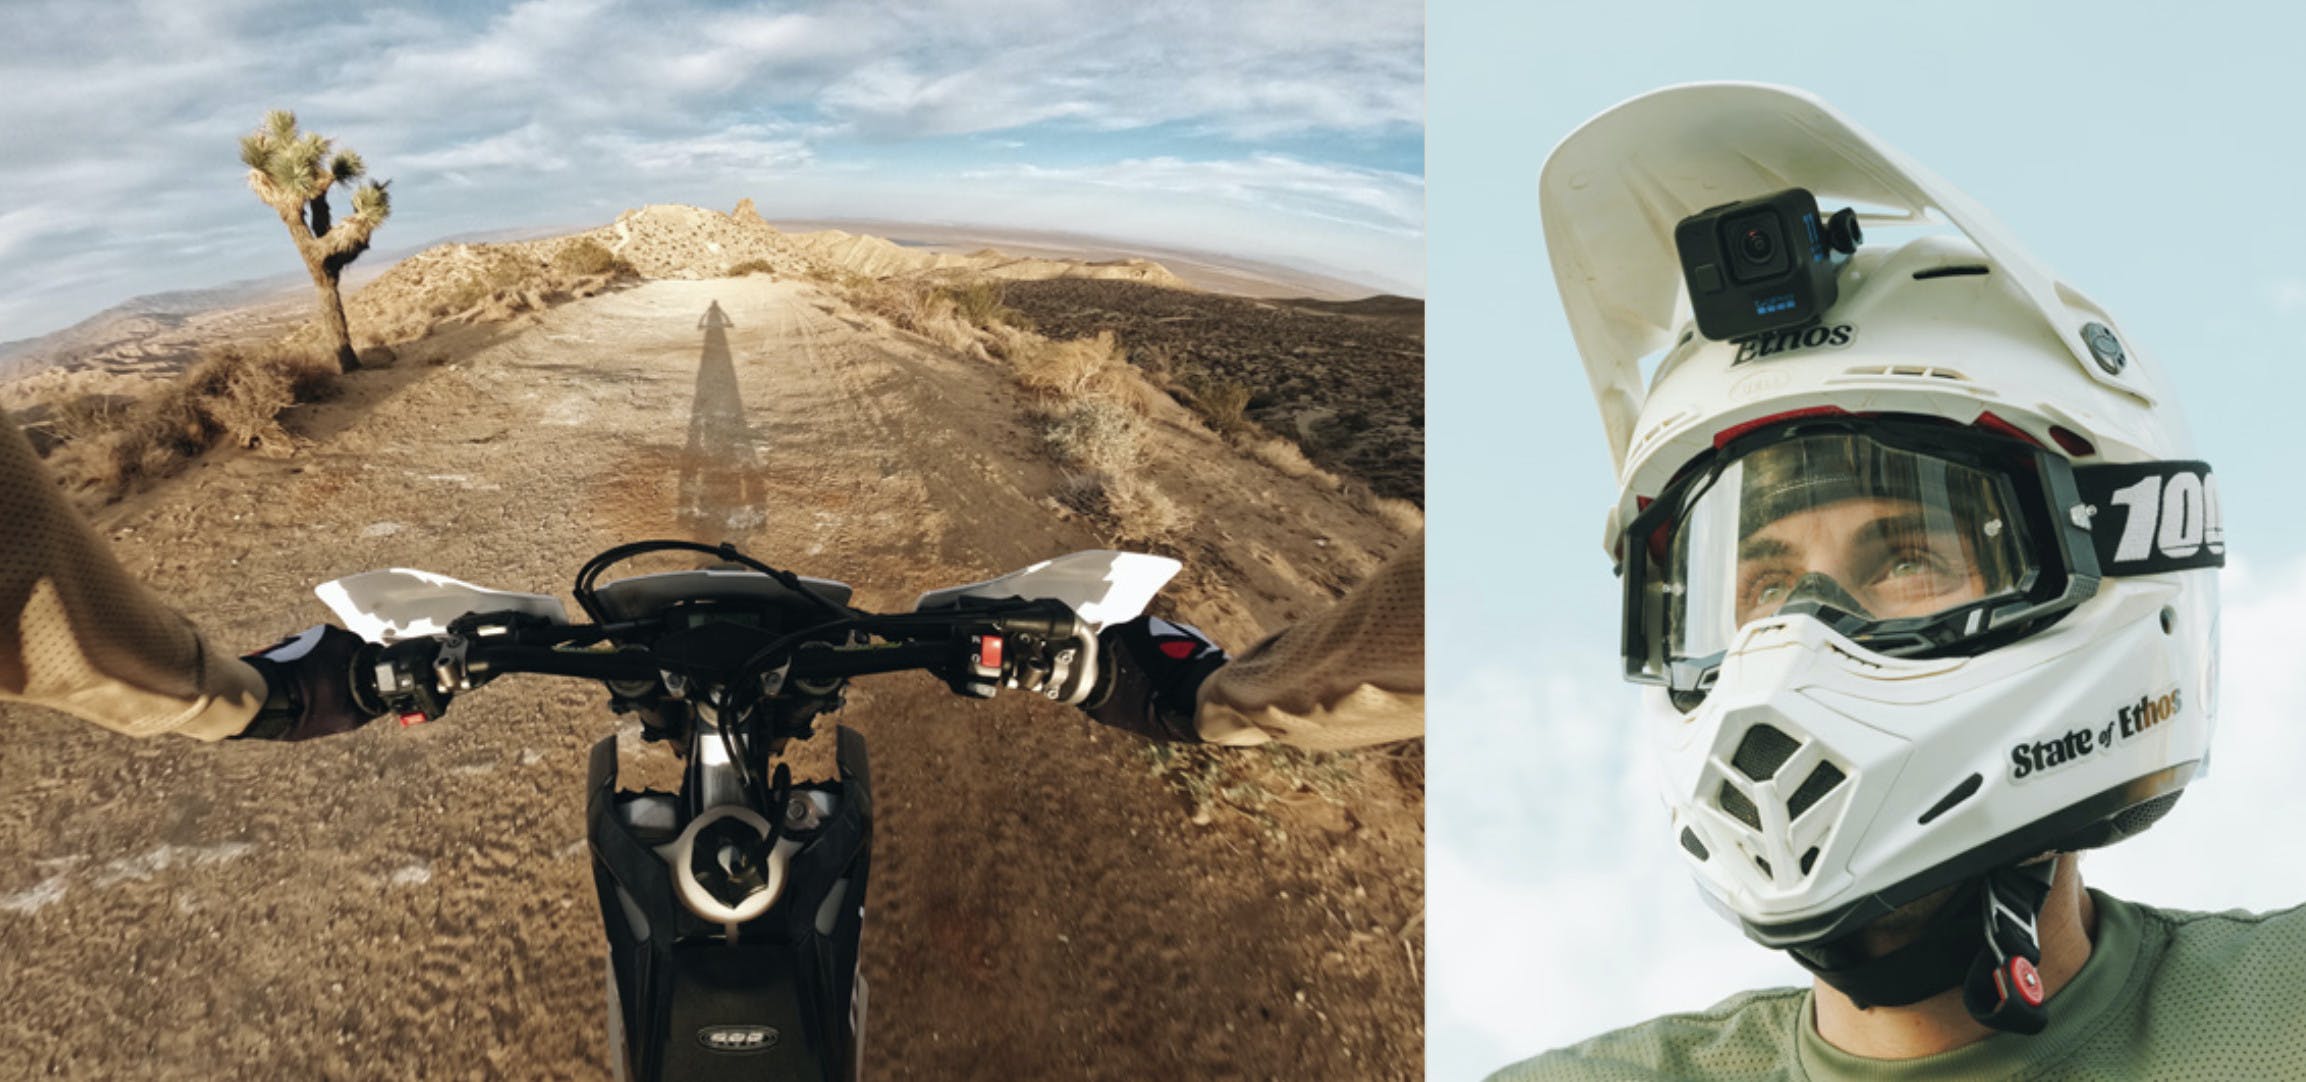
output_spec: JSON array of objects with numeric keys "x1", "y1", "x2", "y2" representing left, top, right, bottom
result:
[{"x1": 678, "y1": 300, "x2": 767, "y2": 540}]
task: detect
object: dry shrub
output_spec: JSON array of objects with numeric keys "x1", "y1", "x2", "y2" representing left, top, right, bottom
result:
[
  {"x1": 942, "y1": 279, "x2": 1017, "y2": 328},
  {"x1": 1183, "y1": 374, "x2": 1253, "y2": 435},
  {"x1": 436, "y1": 276, "x2": 490, "y2": 315},
  {"x1": 1042, "y1": 396, "x2": 1141, "y2": 476},
  {"x1": 1249, "y1": 437, "x2": 1342, "y2": 490},
  {"x1": 726, "y1": 259, "x2": 778, "y2": 277},
  {"x1": 46, "y1": 393, "x2": 136, "y2": 446},
  {"x1": 436, "y1": 249, "x2": 546, "y2": 317},
  {"x1": 1014, "y1": 331, "x2": 1126, "y2": 398},
  {"x1": 552, "y1": 238, "x2": 631, "y2": 278},
  {"x1": 1081, "y1": 364, "x2": 1164, "y2": 416},
  {"x1": 86, "y1": 342, "x2": 336, "y2": 492},
  {"x1": 1350, "y1": 487, "x2": 1425, "y2": 533},
  {"x1": 1132, "y1": 340, "x2": 1177, "y2": 382},
  {"x1": 1104, "y1": 473, "x2": 1192, "y2": 541},
  {"x1": 831, "y1": 273, "x2": 1032, "y2": 360}
]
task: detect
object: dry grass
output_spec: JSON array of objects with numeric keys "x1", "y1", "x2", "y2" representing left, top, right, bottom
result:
[
  {"x1": 943, "y1": 279, "x2": 1021, "y2": 329},
  {"x1": 44, "y1": 393, "x2": 137, "y2": 446},
  {"x1": 552, "y1": 238, "x2": 632, "y2": 278},
  {"x1": 64, "y1": 341, "x2": 340, "y2": 494},
  {"x1": 1180, "y1": 372, "x2": 1253, "y2": 435},
  {"x1": 845, "y1": 276, "x2": 979, "y2": 353},
  {"x1": 822, "y1": 269, "x2": 1193, "y2": 544},
  {"x1": 1012, "y1": 331, "x2": 1123, "y2": 399},
  {"x1": 833, "y1": 275, "x2": 1039, "y2": 361},
  {"x1": 435, "y1": 250, "x2": 542, "y2": 316},
  {"x1": 1103, "y1": 473, "x2": 1193, "y2": 542},
  {"x1": 1140, "y1": 742, "x2": 1359, "y2": 834},
  {"x1": 1352, "y1": 488, "x2": 1426, "y2": 534},
  {"x1": 1248, "y1": 437, "x2": 1338, "y2": 489},
  {"x1": 725, "y1": 259, "x2": 777, "y2": 277}
]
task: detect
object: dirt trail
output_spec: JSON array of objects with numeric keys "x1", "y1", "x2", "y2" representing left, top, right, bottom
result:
[{"x1": 0, "y1": 278, "x2": 1422, "y2": 1080}]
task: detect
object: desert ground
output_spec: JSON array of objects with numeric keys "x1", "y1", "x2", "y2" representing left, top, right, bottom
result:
[{"x1": 0, "y1": 230, "x2": 1423, "y2": 1080}]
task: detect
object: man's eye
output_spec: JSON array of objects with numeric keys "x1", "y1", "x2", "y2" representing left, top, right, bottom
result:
[
  {"x1": 1740, "y1": 571, "x2": 1795, "y2": 617},
  {"x1": 1875, "y1": 547, "x2": 1957, "y2": 589}
]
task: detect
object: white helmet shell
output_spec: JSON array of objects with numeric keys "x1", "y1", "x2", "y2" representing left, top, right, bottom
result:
[{"x1": 1541, "y1": 83, "x2": 2222, "y2": 947}]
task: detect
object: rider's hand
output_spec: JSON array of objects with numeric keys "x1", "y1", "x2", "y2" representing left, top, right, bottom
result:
[
  {"x1": 231, "y1": 624, "x2": 385, "y2": 741},
  {"x1": 1080, "y1": 616, "x2": 1229, "y2": 743}
]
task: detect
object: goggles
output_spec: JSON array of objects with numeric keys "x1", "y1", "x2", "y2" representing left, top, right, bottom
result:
[{"x1": 1619, "y1": 416, "x2": 2223, "y2": 705}]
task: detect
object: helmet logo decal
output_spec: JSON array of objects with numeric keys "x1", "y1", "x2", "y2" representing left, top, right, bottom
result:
[
  {"x1": 1729, "y1": 323, "x2": 1853, "y2": 365},
  {"x1": 2009, "y1": 685, "x2": 2181, "y2": 782},
  {"x1": 2105, "y1": 470, "x2": 2223, "y2": 563}
]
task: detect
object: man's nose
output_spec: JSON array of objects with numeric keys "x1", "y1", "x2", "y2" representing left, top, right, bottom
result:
[{"x1": 1785, "y1": 571, "x2": 1875, "y2": 620}]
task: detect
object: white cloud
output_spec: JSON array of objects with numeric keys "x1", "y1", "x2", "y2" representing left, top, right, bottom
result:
[
  {"x1": 966, "y1": 156, "x2": 1424, "y2": 237},
  {"x1": 398, "y1": 123, "x2": 572, "y2": 174},
  {"x1": 0, "y1": 1, "x2": 1421, "y2": 340},
  {"x1": 0, "y1": 206, "x2": 89, "y2": 263},
  {"x1": 582, "y1": 128, "x2": 814, "y2": 175}
]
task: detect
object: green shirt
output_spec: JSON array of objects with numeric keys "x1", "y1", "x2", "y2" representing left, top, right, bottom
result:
[{"x1": 1491, "y1": 891, "x2": 2306, "y2": 1081}]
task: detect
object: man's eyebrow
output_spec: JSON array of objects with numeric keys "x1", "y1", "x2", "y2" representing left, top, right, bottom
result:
[
  {"x1": 1738, "y1": 535, "x2": 1793, "y2": 562},
  {"x1": 1854, "y1": 510, "x2": 1941, "y2": 545}
]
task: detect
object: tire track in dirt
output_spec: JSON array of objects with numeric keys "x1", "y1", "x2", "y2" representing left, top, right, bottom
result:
[{"x1": 0, "y1": 277, "x2": 1422, "y2": 1081}]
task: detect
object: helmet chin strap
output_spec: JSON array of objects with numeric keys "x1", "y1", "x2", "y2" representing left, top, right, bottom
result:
[{"x1": 1790, "y1": 860, "x2": 2057, "y2": 1035}]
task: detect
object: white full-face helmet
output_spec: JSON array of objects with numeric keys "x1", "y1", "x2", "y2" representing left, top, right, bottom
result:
[{"x1": 1540, "y1": 84, "x2": 2224, "y2": 1030}]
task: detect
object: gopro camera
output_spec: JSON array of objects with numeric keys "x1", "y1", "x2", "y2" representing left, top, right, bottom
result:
[{"x1": 1674, "y1": 187, "x2": 1861, "y2": 341}]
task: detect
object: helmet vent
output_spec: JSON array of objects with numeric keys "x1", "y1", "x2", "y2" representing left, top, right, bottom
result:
[
  {"x1": 1912, "y1": 265, "x2": 1990, "y2": 280},
  {"x1": 1731, "y1": 724, "x2": 1800, "y2": 781},
  {"x1": 1835, "y1": 364, "x2": 1971, "y2": 383},
  {"x1": 1918, "y1": 773, "x2": 1984, "y2": 825},
  {"x1": 2049, "y1": 426, "x2": 2097, "y2": 457},
  {"x1": 2106, "y1": 792, "x2": 2183, "y2": 841},
  {"x1": 1799, "y1": 847, "x2": 1820, "y2": 875},
  {"x1": 1679, "y1": 827, "x2": 1711, "y2": 861},
  {"x1": 1785, "y1": 762, "x2": 1848, "y2": 821},
  {"x1": 1717, "y1": 782, "x2": 1762, "y2": 830}
]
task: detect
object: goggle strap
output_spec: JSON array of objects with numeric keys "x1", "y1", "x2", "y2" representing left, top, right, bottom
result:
[{"x1": 2071, "y1": 461, "x2": 2225, "y2": 576}]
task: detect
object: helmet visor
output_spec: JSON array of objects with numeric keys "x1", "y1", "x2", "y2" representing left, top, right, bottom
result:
[{"x1": 1663, "y1": 432, "x2": 2035, "y2": 664}]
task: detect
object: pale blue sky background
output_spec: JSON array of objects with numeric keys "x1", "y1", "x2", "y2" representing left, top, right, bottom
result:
[
  {"x1": 1430, "y1": 3, "x2": 2306, "y2": 1079},
  {"x1": 0, "y1": 0, "x2": 1422, "y2": 343}
]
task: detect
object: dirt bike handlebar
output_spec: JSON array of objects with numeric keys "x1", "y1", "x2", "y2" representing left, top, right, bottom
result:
[{"x1": 355, "y1": 601, "x2": 1091, "y2": 726}]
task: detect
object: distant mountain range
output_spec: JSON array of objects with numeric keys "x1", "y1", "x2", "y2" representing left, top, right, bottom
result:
[
  {"x1": 0, "y1": 225, "x2": 580, "y2": 380},
  {"x1": 0, "y1": 217, "x2": 1409, "y2": 384}
]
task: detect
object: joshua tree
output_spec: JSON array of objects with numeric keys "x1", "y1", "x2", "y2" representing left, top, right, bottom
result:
[{"x1": 239, "y1": 110, "x2": 391, "y2": 372}]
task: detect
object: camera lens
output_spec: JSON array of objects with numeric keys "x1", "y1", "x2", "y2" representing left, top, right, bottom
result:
[{"x1": 1740, "y1": 228, "x2": 1775, "y2": 264}]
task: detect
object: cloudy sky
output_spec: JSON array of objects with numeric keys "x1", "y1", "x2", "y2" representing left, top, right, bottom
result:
[
  {"x1": 0, "y1": 0, "x2": 1422, "y2": 343},
  {"x1": 1430, "y1": 3, "x2": 2306, "y2": 1079}
]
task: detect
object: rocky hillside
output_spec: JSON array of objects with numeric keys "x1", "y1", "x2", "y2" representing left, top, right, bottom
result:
[
  {"x1": 1003, "y1": 278, "x2": 1425, "y2": 504},
  {"x1": 344, "y1": 200, "x2": 1188, "y2": 340}
]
